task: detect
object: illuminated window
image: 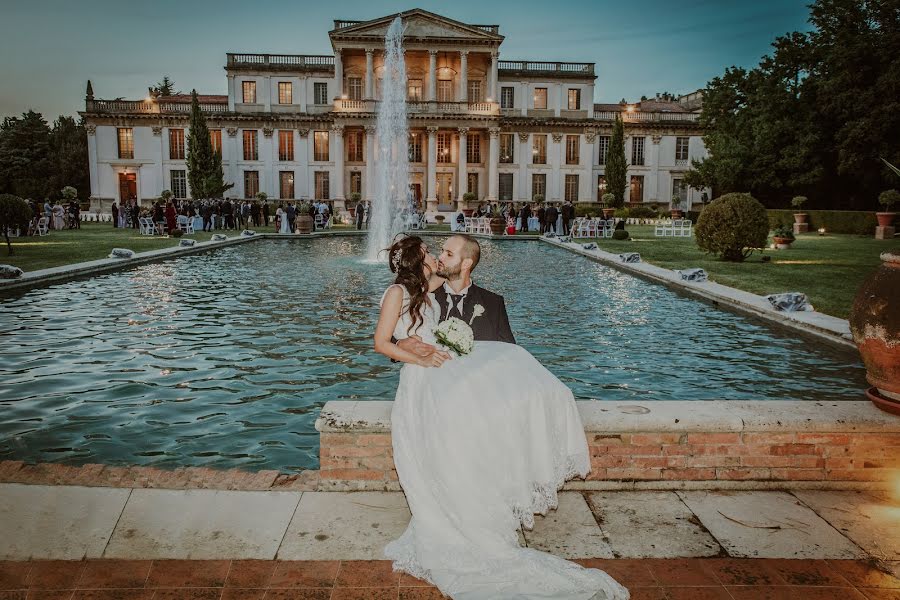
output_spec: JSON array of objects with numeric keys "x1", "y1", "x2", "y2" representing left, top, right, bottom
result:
[
  {"x1": 278, "y1": 131, "x2": 294, "y2": 162},
  {"x1": 242, "y1": 81, "x2": 256, "y2": 104},
  {"x1": 117, "y1": 128, "x2": 133, "y2": 159},
  {"x1": 278, "y1": 82, "x2": 292, "y2": 104},
  {"x1": 242, "y1": 130, "x2": 258, "y2": 161}
]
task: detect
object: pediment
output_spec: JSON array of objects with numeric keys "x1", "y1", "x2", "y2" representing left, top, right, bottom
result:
[{"x1": 331, "y1": 9, "x2": 502, "y2": 42}]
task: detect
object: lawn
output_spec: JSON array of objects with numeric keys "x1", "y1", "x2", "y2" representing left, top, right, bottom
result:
[{"x1": 581, "y1": 225, "x2": 893, "y2": 319}]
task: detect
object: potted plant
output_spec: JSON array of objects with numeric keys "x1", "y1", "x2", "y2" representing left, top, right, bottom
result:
[
  {"x1": 772, "y1": 225, "x2": 795, "y2": 249},
  {"x1": 670, "y1": 195, "x2": 684, "y2": 219},
  {"x1": 434, "y1": 214, "x2": 446, "y2": 225},
  {"x1": 296, "y1": 200, "x2": 313, "y2": 234},
  {"x1": 488, "y1": 207, "x2": 506, "y2": 236},
  {"x1": 877, "y1": 189, "x2": 899, "y2": 227},
  {"x1": 601, "y1": 193, "x2": 615, "y2": 219},
  {"x1": 255, "y1": 191, "x2": 267, "y2": 203},
  {"x1": 791, "y1": 196, "x2": 808, "y2": 224},
  {"x1": 462, "y1": 192, "x2": 477, "y2": 216},
  {"x1": 160, "y1": 189, "x2": 173, "y2": 203},
  {"x1": 349, "y1": 192, "x2": 361, "y2": 218}
]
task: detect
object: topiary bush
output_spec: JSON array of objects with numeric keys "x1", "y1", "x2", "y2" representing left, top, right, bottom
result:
[
  {"x1": 0, "y1": 194, "x2": 32, "y2": 256},
  {"x1": 612, "y1": 229, "x2": 629, "y2": 240},
  {"x1": 695, "y1": 193, "x2": 769, "y2": 262},
  {"x1": 627, "y1": 205, "x2": 657, "y2": 219}
]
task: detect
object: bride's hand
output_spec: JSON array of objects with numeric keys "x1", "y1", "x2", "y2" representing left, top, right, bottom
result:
[{"x1": 417, "y1": 351, "x2": 449, "y2": 368}]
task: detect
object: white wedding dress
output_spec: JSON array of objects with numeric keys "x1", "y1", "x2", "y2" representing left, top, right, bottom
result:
[{"x1": 382, "y1": 285, "x2": 630, "y2": 600}]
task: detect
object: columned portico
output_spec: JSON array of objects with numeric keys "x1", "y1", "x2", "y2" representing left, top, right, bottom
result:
[
  {"x1": 365, "y1": 49, "x2": 374, "y2": 99},
  {"x1": 334, "y1": 50, "x2": 344, "y2": 99},
  {"x1": 457, "y1": 127, "x2": 468, "y2": 203},
  {"x1": 427, "y1": 50, "x2": 437, "y2": 102},
  {"x1": 365, "y1": 126, "x2": 376, "y2": 200},
  {"x1": 489, "y1": 52, "x2": 499, "y2": 102},
  {"x1": 487, "y1": 127, "x2": 500, "y2": 202},
  {"x1": 426, "y1": 126, "x2": 438, "y2": 210},
  {"x1": 458, "y1": 51, "x2": 468, "y2": 102},
  {"x1": 332, "y1": 125, "x2": 345, "y2": 206}
]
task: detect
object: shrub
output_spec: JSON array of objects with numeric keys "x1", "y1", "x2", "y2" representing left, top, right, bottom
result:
[
  {"x1": 462, "y1": 192, "x2": 477, "y2": 204},
  {"x1": 695, "y1": 192, "x2": 769, "y2": 262},
  {"x1": 627, "y1": 205, "x2": 657, "y2": 219},
  {"x1": 255, "y1": 192, "x2": 268, "y2": 202},
  {"x1": 772, "y1": 225, "x2": 795, "y2": 241},
  {"x1": 349, "y1": 192, "x2": 362, "y2": 202},
  {"x1": 61, "y1": 186, "x2": 78, "y2": 200},
  {"x1": 533, "y1": 194, "x2": 545, "y2": 203},
  {"x1": 766, "y1": 209, "x2": 876, "y2": 234},
  {"x1": 612, "y1": 229, "x2": 629, "y2": 240},
  {"x1": 613, "y1": 208, "x2": 629, "y2": 219},
  {"x1": 0, "y1": 194, "x2": 32, "y2": 256},
  {"x1": 574, "y1": 203, "x2": 597, "y2": 218},
  {"x1": 171, "y1": 228, "x2": 184, "y2": 238},
  {"x1": 601, "y1": 192, "x2": 614, "y2": 207},
  {"x1": 879, "y1": 189, "x2": 900, "y2": 211},
  {"x1": 160, "y1": 190, "x2": 173, "y2": 202},
  {"x1": 791, "y1": 195, "x2": 807, "y2": 210}
]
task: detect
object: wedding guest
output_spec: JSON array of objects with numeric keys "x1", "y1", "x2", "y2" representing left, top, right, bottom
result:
[
  {"x1": 536, "y1": 204, "x2": 546, "y2": 233},
  {"x1": 545, "y1": 203, "x2": 559, "y2": 235},
  {"x1": 131, "y1": 201, "x2": 140, "y2": 229},
  {"x1": 285, "y1": 203, "x2": 296, "y2": 233},
  {"x1": 152, "y1": 201, "x2": 166, "y2": 234},
  {"x1": 262, "y1": 201, "x2": 270, "y2": 227},
  {"x1": 355, "y1": 202, "x2": 365, "y2": 230},
  {"x1": 561, "y1": 200, "x2": 573, "y2": 235},
  {"x1": 165, "y1": 200, "x2": 177, "y2": 235},
  {"x1": 111, "y1": 201, "x2": 119, "y2": 229}
]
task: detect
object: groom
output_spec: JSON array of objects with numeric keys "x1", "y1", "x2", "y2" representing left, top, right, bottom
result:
[{"x1": 398, "y1": 234, "x2": 516, "y2": 358}]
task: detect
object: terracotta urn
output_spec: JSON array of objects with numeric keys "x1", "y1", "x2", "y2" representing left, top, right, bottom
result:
[
  {"x1": 296, "y1": 214, "x2": 313, "y2": 234},
  {"x1": 793, "y1": 213, "x2": 808, "y2": 224},
  {"x1": 849, "y1": 249, "x2": 900, "y2": 415},
  {"x1": 876, "y1": 212, "x2": 896, "y2": 227},
  {"x1": 462, "y1": 209, "x2": 475, "y2": 218},
  {"x1": 489, "y1": 217, "x2": 506, "y2": 235},
  {"x1": 602, "y1": 208, "x2": 616, "y2": 219}
]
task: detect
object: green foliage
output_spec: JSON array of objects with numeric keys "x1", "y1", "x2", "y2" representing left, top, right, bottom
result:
[
  {"x1": 0, "y1": 111, "x2": 52, "y2": 199},
  {"x1": 574, "y1": 203, "x2": 598, "y2": 217},
  {"x1": 695, "y1": 193, "x2": 769, "y2": 262},
  {"x1": 0, "y1": 194, "x2": 32, "y2": 255},
  {"x1": 171, "y1": 228, "x2": 184, "y2": 238},
  {"x1": 605, "y1": 116, "x2": 627, "y2": 208},
  {"x1": 349, "y1": 192, "x2": 362, "y2": 202},
  {"x1": 154, "y1": 76, "x2": 177, "y2": 96},
  {"x1": 627, "y1": 205, "x2": 658, "y2": 219},
  {"x1": 791, "y1": 195, "x2": 807, "y2": 209},
  {"x1": 772, "y1": 225, "x2": 795, "y2": 240},
  {"x1": 61, "y1": 186, "x2": 77, "y2": 200},
  {"x1": 767, "y1": 209, "x2": 877, "y2": 234},
  {"x1": 186, "y1": 90, "x2": 233, "y2": 199},
  {"x1": 256, "y1": 192, "x2": 268, "y2": 202},
  {"x1": 612, "y1": 229, "x2": 629, "y2": 240},
  {"x1": 879, "y1": 189, "x2": 900, "y2": 211},
  {"x1": 532, "y1": 193, "x2": 544, "y2": 202},
  {"x1": 48, "y1": 116, "x2": 89, "y2": 201},
  {"x1": 601, "y1": 192, "x2": 615, "y2": 207},
  {"x1": 462, "y1": 192, "x2": 477, "y2": 203},
  {"x1": 160, "y1": 190, "x2": 173, "y2": 201}
]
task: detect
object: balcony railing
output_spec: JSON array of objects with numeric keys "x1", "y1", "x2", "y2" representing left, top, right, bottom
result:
[
  {"x1": 227, "y1": 54, "x2": 334, "y2": 69},
  {"x1": 85, "y1": 99, "x2": 227, "y2": 114},
  {"x1": 335, "y1": 99, "x2": 499, "y2": 116},
  {"x1": 498, "y1": 61, "x2": 594, "y2": 76},
  {"x1": 471, "y1": 24, "x2": 499, "y2": 34},
  {"x1": 594, "y1": 110, "x2": 700, "y2": 123},
  {"x1": 334, "y1": 20, "x2": 363, "y2": 29}
]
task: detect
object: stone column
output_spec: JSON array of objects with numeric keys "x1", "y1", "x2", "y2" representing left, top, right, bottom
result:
[
  {"x1": 458, "y1": 51, "x2": 469, "y2": 103},
  {"x1": 426, "y1": 126, "x2": 438, "y2": 210},
  {"x1": 332, "y1": 125, "x2": 345, "y2": 208},
  {"x1": 550, "y1": 132, "x2": 563, "y2": 201},
  {"x1": 585, "y1": 129, "x2": 597, "y2": 202},
  {"x1": 487, "y1": 127, "x2": 500, "y2": 202},
  {"x1": 649, "y1": 134, "x2": 661, "y2": 204},
  {"x1": 297, "y1": 128, "x2": 309, "y2": 199},
  {"x1": 298, "y1": 75, "x2": 308, "y2": 113},
  {"x1": 334, "y1": 49, "x2": 343, "y2": 100},
  {"x1": 489, "y1": 51, "x2": 499, "y2": 102},
  {"x1": 365, "y1": 126, "x2": 376, "y2": 200},
  {"x1": 428, "y1": 50, "x2": 437, "y2": 102},
  {"x1": 457, "y1": 127, "x2": 468, "y2": 204},
  {"x1": 365, "y1": 49, "x2": 374, "y2": 99},
  {"x1": 518, "y1": 132, "x2": 529, "y2": 201}
]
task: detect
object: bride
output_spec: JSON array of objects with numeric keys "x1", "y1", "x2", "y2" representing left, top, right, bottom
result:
[{"x1": 373, "y1": 235, "x2": 630, "y2": 600}]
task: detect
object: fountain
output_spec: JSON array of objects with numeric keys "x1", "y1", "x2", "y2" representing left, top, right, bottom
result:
[{"x1": 365, "y1": 16, "x2": 411, "y2": 262}]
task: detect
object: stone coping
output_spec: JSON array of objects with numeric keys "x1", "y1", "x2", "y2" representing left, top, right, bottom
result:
[
  {"x1": 542, "y1": 237, "x2": 856, "y2": 350},
  {"x1": 315, "y1": 399, "x2": 900, "y2": 435}
]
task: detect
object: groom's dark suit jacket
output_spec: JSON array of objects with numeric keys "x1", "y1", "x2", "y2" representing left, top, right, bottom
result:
[{"x1": 434, "y1": 284, "x2": 516, "y2": 344}]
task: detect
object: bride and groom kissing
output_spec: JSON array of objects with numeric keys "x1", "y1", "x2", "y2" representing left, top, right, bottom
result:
[{"x1": 373, "y1": 233, "x2": 630, "y2": 599}]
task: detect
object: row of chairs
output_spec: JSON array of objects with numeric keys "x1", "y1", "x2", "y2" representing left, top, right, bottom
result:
[
  {"x1": 464, "y1": 217, "x2": 491, "y2": 235},
  {"x1": 404, "y1": 213, "x2": 428, "y2": 230},
  {"x1": 654, "y1": 219, "x2": 693, "y2": 237},
  {"x1": 572, "y1": 218, "x2": 617, "y2": 239},
  {"x1": 6, "y1": 217, "x2": 50, "y2": 238}
]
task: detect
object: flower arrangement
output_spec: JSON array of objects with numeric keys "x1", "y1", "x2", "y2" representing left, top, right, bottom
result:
[{"x1": 433, "y1": 317, "x2": 475, "y2": 356}]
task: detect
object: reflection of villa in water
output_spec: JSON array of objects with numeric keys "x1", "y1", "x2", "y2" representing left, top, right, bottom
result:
[{"x1": 80, "y1": 9, "x2": 710, "y2": 214}]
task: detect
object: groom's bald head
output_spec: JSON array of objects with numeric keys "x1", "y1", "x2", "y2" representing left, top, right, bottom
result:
[{"x1": 451, "y1": 234, "x2": 481, "y2": 270}]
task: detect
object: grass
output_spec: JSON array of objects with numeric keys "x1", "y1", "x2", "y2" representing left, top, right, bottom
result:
[{"x1": 581, "y1": 225, "x2": 894, "y2": 319}]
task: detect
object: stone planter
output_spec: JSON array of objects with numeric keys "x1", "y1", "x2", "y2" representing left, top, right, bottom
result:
[
  {"x1": 876, "y1": 212, "x2": 896, "y2": 227},
  {"x1": 670, "y1": 210, "x2": 683, "y2": 219},
  {"x1": 849, "y1": 249, "x2": 900, "y2": 415},
  {"x1": 434, "y1": 216, "x2": 445, "y2": 225},
  {"x1": 489, "y1": 218, "x2": 506, "y2": 235},
  {"x1": 462, "y1": 209, "x2": 475, "y2": 218},
  {"x1": 296, "y1": 215, "x2": 313, "y2": 235},
  {"x1": 602, "y1": 208, "x2": 616, "y2": 219},
  {"x1": 773, "y1": 236, "x2": 794, "y2": 249},
  {"x1": 793, "y1": 213, "x2": 808, "y2": 224}
]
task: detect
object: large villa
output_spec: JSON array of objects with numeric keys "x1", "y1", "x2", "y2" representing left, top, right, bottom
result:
[{"x1": 80, "y1": 8, "x2": 710, "y2": 215}]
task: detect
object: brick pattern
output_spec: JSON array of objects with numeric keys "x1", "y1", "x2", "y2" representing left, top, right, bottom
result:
[{"x1": 318, "y1": 432, "x2": 398, "y2": 491}]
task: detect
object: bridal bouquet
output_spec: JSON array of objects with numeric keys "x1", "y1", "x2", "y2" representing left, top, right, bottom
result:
[{"x1": 433, "y1": 317, "x2": 475, "y2": 356}]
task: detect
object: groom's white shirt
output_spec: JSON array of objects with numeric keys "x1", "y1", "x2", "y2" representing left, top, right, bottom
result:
[{"x1": 443, "y1": 281, "x2": 472, "y2": 316}]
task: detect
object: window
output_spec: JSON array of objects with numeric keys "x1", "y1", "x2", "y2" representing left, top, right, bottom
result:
[
  {"x1": 598, "y1": 135, "x2": 610, "y2": 165},
  {"x1": 532, "y1": 134, "x2": 547, "y2": 164},
  {"x1": 314, "y1": 131, "x2": 329, "y2": 161},
  {"x1": 242, "y1": 130, "x2": 258, "y2": 161},
  {"x1": 346, "y1": 77, "x2": 362, "y2": 101},
  {"x1": 437, "y1": 132, "x2": 451, "y2": 163},
  {"x1": 672, "y1": 178, "x2": 688, "y2": 204},
  {"x1": 567, "y1": 89, "x2": 581, "y2": 110},
  {"x1": 500, "y1": 134, "x2": 514, "y2": 163},
  {"x1": 466, "y1": 133, "x2": 481, "y2": 164},
  {"x1": 278, "y1": 130, "x2": 294, "y2": 162},
  {"x1": 630, "y1": 175, "x2": 644, "y2": 203},
  {"x1": 117, "y1": 128, "x2": 133, "y2": 159},
  {"x1": 533, "y1": 88, "x2": 547, "y2": 109},
  {"x1": 467, "y1": 80, "x2": 482, "y2": 103},
  {"x1": 467, "y1": 173, "x2": 479, "y2": 195},
  {"x1": 279, "y1": 171, "x2": 294, "y2": 199},
  {"x1": 315, "y1": 171, "x2": 330, "y2": 200},
  {"x1": 210, "y1": 129, "x2": 222, "y2": 155},
  {"x1": 597, "y1": 175, "x2": 607, "y2": 201},
  {"x1": 244, "y1": 171, "x2": 259, "y2": 198},
  {"x1": 500, "y1": 87, "x2": 514, "y2": 109},
  {"x1": 278, "y1": 82, "x2": 292, "y2": 104},
  {"x1": 170, "y1": 170, "x2": 187, "y2": 199},
  {"x1": 437, "y1": 79, "x2": 453, "y2": 102},
  {"x1": 169, "y1": 128, "x2": 185, "y2": 160},
  {"x1": 350, "y1": 171, "x2": 362, "y2": 196},
  {"x1": 565, "y1": 174, "x2": 578, "y2": 202},
  {"x1": 565, "y1": 135, "x2": 580, "y2": 165},
  {"x1": 499, "y1": 173, "x2": 513, "y2": 201},
  {"x1": 407, "y1": 79, "x2": 423, "y2": 101},
  {"x1": 242, "y1": 81, "x2": 256, "y2": 104},
  {"x1": 631, "y1": 136, "x2": 645, "y2": 166},
  {"x1": 675, "y1": 136, "x2": 689, "y2": 161},
  {"x1": 346, "y1": 130, "x2": 363, "y2": 162},
  {"x1": 408, "y1": 132, "x2": 422, "y2": 163},
  {"x1": 532, "y1": 173, "x2": 546, "y2": 199},
  {"x1": 314, "y1": 82, "x2": 328, "y2": 105}
]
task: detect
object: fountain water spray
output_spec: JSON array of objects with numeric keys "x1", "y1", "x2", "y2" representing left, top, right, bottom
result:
[{"x1": 365, "y1": 16, "x2": 411, "y2": 262}]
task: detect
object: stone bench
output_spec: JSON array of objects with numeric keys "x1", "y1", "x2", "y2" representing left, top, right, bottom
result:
[{"x1": 315, "y1": 399, "x2": 900, "y2": 492}]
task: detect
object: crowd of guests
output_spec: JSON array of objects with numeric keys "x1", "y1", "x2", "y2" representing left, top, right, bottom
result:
[
  {"x1": 455, "y1": 200, "x2": 578, "y2": 235},
  {"x1": 21, "y1": 198, "x2": 82, "y2": 235}
]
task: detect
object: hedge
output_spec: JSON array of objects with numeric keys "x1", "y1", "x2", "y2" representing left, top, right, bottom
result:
[{"x1": 767, "y1": 209, "x2": 878, "y2": 235}]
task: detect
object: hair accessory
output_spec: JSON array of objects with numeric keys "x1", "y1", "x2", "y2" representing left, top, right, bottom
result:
[{"x1": 391, "y1": 248, "x2": 402, "y2": 270}]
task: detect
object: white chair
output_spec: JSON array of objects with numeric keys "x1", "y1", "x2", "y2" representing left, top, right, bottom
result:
[
  {"x1": 36, "y1": 217, "x2": 49, "y2": 236},
  {"x1": 681, "y1": 219, "x2": 693, "y2": 237},
  {"x1": 418, "y1": 213, "x2": 427, "y2": 230},
  {"x1": 138, "y1": 217, "x2": 156, "y2": 235},
  {"x1": 314, "y1": 214, "x2": 324, "y2": 229},
  {"x1": 176, "y1": 215, "x2": 194, "y2": 234}
]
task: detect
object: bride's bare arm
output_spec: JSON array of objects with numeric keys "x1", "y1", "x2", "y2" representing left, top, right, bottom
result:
[{"x1": 374, "y1": 286, "x2": 448, "y2": 368}]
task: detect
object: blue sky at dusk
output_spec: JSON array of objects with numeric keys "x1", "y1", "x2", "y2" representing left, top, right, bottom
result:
[{"x1": 0, "y1": 0, "x2": 813, "y2": 119}]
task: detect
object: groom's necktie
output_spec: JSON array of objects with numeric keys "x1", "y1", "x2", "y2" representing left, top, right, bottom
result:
[{"x1": 448, "y1": 294, "x2": 465, "y2": 321}]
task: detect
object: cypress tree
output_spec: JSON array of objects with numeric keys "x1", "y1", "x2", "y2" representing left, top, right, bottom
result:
[
  {"x1": 186, "y1": 90, "x2": 214, "y2": 199},
  {"x1": 606, "y1": 114, "x2": 627, "y2": 208}
]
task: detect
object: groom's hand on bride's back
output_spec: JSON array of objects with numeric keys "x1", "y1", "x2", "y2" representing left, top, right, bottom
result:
[{"x1": 393, "y1": 336, "x2": 451, "y2": 365}]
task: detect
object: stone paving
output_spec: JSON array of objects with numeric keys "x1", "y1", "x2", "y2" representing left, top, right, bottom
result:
[{"x1": 2, "y1": 483, "x2": 899, "y2": 598}]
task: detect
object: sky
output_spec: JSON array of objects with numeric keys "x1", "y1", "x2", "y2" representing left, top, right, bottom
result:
[{"x1": 0, "y1": 0, "x2": 814, "y2": 120}]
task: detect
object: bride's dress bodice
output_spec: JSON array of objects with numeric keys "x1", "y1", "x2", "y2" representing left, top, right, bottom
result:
[{"x1": 383, "y1": 284, "x2": 439, "y2": 346}]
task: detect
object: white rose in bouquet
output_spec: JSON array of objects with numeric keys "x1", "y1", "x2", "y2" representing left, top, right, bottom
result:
[{"x1": 432, "y1": 317, "x2": 475, "y2": 356}]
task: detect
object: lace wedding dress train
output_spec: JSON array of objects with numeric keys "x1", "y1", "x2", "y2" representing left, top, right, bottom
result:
[{"x1": 382, "y1": 285, "x2": 630, "y2": 600}]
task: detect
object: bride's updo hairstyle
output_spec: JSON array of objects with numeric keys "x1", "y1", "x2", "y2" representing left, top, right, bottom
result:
[{"x1": 387, "y1": 235, "x2": 429, "y2": 335}]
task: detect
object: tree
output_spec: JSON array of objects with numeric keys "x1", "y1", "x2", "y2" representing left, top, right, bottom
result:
[
  {"x1": 186, "y1": 90, "x2": 232, "y2": 199},
  {"x1": 0, "y1": 194, "x2": 32, "y2": 256},
  {"x1": 48, "y1": 116, "x2": 89, "y2": 201},
  {"x1": 606, "y1": 115, "x2": 627, "y2": 208},
  {"x1": 0, "y1": 111, "x2": 52, "y2": 199},
  {"x1": 154, "y1": 76, "x2": 177, "y2": 96}
]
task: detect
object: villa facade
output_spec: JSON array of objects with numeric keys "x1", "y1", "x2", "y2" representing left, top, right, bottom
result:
[{"x1": 80, "y1": 9, "x2": 710, "y2": 214}]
